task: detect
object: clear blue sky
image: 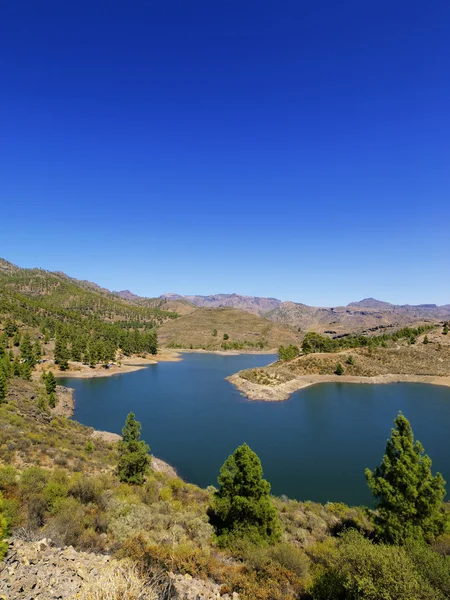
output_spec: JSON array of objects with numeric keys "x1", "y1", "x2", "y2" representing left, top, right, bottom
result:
[{"x1": 1, "y1": 1, "x2": 449, "y2": 306}]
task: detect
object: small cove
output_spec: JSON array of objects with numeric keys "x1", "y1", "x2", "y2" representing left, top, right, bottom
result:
[{"x1": 61, "y1": 353, "x2": 450, "y2": 506}]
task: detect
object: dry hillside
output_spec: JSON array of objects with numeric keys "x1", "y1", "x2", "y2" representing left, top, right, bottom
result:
[
  {"x1": 234, "y1": 328, "x2": 450, "y2": 398},
  {"x1": 158, "y1": 307, "x2": 301, "y2": 349}
]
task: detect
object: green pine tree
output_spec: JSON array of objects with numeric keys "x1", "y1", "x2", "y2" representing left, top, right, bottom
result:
[
  {"x1": 20, "y1": 333, "x2": 35, "y2": 366},
  {"x1": 12, "y1": 357, "x2": 21, "y2": 377},
  {"x1": 21, "y1": 362, "x2": 32, "y2": 381},
  {"x1": 0, "y1": 370, "x2": 8, "y2": 403},
  {"x1": 423, "y1": 335, "x2": 429, "y2": 344},
  {"x1": 54, "y1": 337, "x2": 69, "y2": 371},
  {"x1": 33, "y1": 339, "x2": 42, "y2": 361},
  {"x1": 43, "y1": 371, "x2": 57, "y2": 395},
  {"x1": 366, "y1": 413, "x2": 447, "y2": 544},
  {"x1": 335, "y1": 363, "x2": 344, "y2": 375},
  {"x1": 210, "y1": 443, "x2": 281, "y2": 547},
  {"x1": 116, "y1": 413, "x2": 151, "y2": 484},
  {"x1": 48, "y1": 392, "x2": 57, "y2": 408},
  {"x1": 443, "y1": 323, "x2": 449, "y2": 335}
]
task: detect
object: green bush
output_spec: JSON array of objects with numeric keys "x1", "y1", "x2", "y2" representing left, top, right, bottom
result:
[
  {"x1": 0, "y1": 491, "x2": 9, "y2": 559},
  {"x1": 405, "y1": 541, "x2": 450, "y2": 597},
  {"x1": 310, "y1": 530, "x2": 441, "y2": 600},
  {"x1": 278, "y1": 345, "x2": 300, "y2": 361}
]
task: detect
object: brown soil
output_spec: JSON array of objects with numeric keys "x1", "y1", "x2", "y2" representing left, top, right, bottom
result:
[
  {"x1": 33, "y1": 350, "x2": 182, "y2": 380},
  {"x1": 229, "y1": 331, "x2": 450, "y2": 401}
]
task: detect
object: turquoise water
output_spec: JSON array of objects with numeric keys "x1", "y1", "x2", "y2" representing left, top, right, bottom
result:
[{"x1": 62, "y1": 353, "x2": 450, "y2": 506}]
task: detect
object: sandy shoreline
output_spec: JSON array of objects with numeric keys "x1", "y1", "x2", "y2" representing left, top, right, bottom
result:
[
  {"x1": 177, "y1": 348, "x2": 278, "y2": 356},
  {"x1": 227, "y1": 372, "x2": 450, "y2": 401},
  {"x1": 44, "y1": 350, "x2": 182, "y2": 380}
]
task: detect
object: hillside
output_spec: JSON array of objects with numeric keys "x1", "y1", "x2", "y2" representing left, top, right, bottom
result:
[
  {"x1": 157, "y1": 306, "x2": 301, "y2": 350},
  {"x1": 160, "y1": 291, "x2": 450, "y2": 334},
  {"x1": 265, "y1": 299, "x2": 450, "y2": 335},
  {"x1": 230, "y1": 325, "x2": 450, "y2": 401},
  {"x1": 0, "y1": 376, "x2": 381, "y2": 600},
  {"x1": 161, "y1": 293, "x2": 281, "y2": 315}
]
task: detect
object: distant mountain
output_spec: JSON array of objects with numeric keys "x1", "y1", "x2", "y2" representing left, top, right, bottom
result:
[
  {"x1": 160, "y1": 292, "x2": 449, "y2": 335},
  {"x1": 160, "y1": 293, "x2": 281, "y2": 316},
  {"x1": 347, "y1": 298, "x2": 393, "y2": 309},
  {"x1": 113, "y1": 289, "x2": 141, "y2": 301},
  {"x1": 2, "y1": 256, "x2": 448, "y2": 342}
]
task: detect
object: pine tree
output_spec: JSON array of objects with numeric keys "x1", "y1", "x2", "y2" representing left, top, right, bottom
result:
[
  {"x1": 48, "y1": 392, "x2": 57, "y2": 408},
  {"x1": 0, "y1": 370, "x2": 8, "y2": 403},
  {"x1": 20, "y1": 333, "x2": 35, "y2": 366},
  {"x1": 210, "y1": 443, "x2": 281, "y2": 547},
  {"x1": 33, "y1": 339, "x2": 42, "y2": 361},
  {"x1": 54, "y1": 337, "x2": 69, "y2": 371},
  {"x1": 12, "y1": 357, "x2": 21, "y2": 377},
  {"x1": 21, "y1": 362, "x2": 32, "y2": 381},
  {"x1": 443, "y1": 323, "x2": 449, "y2": 335},
  {"x1": 43, "y1": 371, "x2": 57, "y2": 395},
  {"x1": 366, "y1": 413, "x2": 446, "y2": 544},
  {"x1": 423, "y1": 335, "x2": 429, "y2": 344},
  {"x1": 117, "y1": 413, "x2": 150, "y2": 484}
]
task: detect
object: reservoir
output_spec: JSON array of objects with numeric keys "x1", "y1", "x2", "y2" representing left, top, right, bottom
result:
[{"x1": 62, "y1": 353, "x2": 450, "y2": 506}]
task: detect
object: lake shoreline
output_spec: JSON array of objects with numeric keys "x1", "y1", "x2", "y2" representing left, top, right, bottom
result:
[
  {"x1": 177, "y1": 348, "x2": 277, "y2": 356},
  {"x1": 227, "y1": 372, "x2": 450, "y2": 401},
  {"x1": 46, "y1": 350, "x2": 182, "y2": 380}
]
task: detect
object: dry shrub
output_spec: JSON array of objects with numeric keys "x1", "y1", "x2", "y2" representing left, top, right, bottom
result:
[
  {"x1": 73, "y1": 560, "x2": 165, "y2": 600},
  {"x1": 121, "y1": 535, "x2": 308, "y2": 600}
]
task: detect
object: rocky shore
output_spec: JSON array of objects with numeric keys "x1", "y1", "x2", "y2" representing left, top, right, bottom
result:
[{"x1": 227, "y1": 372, "x2": 450, "y2": 401}]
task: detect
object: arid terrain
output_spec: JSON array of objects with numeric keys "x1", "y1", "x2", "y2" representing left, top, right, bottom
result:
[{"x1": 229, "y1": 327, "x2": 450, "y2": 401}]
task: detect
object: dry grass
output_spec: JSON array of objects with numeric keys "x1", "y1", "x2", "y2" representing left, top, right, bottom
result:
[
  {"x1": 240, "y1": 334, "x2": 450, "y2": 386},
  {"x1": 158, "y1": 307, "x2": 300, "y2": 349},
  {"x1": 73, "y1": 561, "x2": 164, "y2": 600}
]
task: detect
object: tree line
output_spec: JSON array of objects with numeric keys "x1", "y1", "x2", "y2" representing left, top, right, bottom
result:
[{"x1": 277, "y1": 325, "x2": 437, "y2": 361}]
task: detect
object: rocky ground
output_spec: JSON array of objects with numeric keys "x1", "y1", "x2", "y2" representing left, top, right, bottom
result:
[{"x1": 0, "y1": 539, "x2": 239, "y2": 600}]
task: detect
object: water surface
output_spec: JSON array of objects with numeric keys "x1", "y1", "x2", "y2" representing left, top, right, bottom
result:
[{"x1": 62, "y1": 353, "x2": 450, "y2": 505}]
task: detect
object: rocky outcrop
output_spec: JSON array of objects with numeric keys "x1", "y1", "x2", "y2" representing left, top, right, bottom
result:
[
  {"x1": 0, "y1": 539, "x2": 239, "y2": 600},
  {"x1": 0, "y1": 538, "x2": 114, "y2": 599},
  {"x1": 170, "y1": 573, "x2": 239, "y2": 600}
]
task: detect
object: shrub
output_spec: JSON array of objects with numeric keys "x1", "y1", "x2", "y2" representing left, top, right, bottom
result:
[
  {"x1": 405, "y1": 541, "x2": 450, "y2": 597},
  {"x1": 43, "y1": 497, "x2": 86, "y2": 546},
  {"x1": 310, "y1": 530, "x2": 440, "y2": 600},
  {"x1": 334, "y1": 363, "x2": 344, "y2": 376},
  {"x1": 19, "y1": 467, "x2": 49, "y2": 500},
  {"x1": 0, "y1": 491, "x2": 9, "y2": 559},
  {"x1": 278, "y1": 345, "x2": 300, "y2": 361},
  {"x1": 0, "y1": 465, "x2": 18, "y2": 495},
  {"x1": 269, "y1": 543, "x2": 309, "y2": 578}
]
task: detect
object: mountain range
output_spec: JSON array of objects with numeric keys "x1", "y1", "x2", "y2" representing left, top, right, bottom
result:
[{"x1": 2, "y1": 257, "x2": 449, "y2": 339}]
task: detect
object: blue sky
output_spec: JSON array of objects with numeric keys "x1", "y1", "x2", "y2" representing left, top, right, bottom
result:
[{"x1": 1, "y1": 1, "x2": 449, "y2": 305}]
